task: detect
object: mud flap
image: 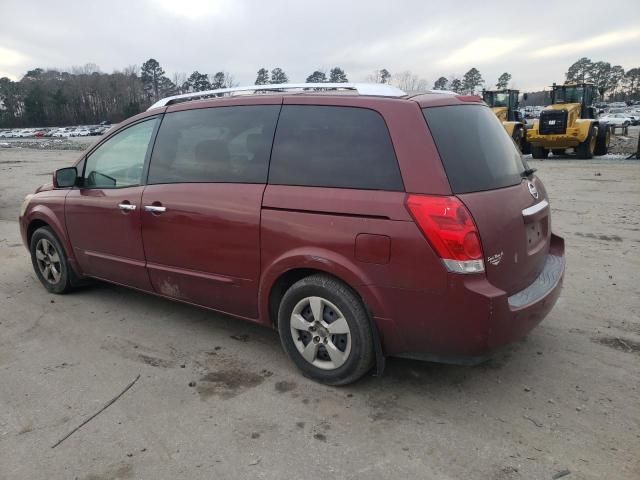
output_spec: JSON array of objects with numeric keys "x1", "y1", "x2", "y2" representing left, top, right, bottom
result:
[{"x1": 368, "y1": 314, "x2": 386, "y2": 377}]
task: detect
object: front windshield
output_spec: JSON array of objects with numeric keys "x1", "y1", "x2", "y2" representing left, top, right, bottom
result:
[
  {"x1": 554, "y1": 86, "x2": 584, "y2": 104},
  {"x1": 484, "y1": 92, "x2": 509, "y2": 107}
]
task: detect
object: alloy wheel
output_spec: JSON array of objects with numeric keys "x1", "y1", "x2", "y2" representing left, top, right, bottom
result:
[
  {"x1": 35, "y1": 238, "x2": 62, "y2": 284},
  {"x1": 289, "y1": 296, "x2": 351, "y2": 370}
]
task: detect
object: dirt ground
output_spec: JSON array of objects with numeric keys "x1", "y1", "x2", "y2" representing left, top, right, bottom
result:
[{"x1": 0, "y1": 138, "x2": 638, "y2": 480}]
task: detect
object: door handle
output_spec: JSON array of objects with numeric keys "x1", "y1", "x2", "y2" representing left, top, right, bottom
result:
[
  {"x1": 144, "y1": 205, "x2": 167, "y2": 213},
  {"x1": 118, "y1": 203, "x2": 136, "y2": 211}
]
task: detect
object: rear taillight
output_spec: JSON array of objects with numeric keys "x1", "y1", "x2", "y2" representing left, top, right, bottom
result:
[{"x1": 405, "y1": 194, "x2": 485, "y2": 274}]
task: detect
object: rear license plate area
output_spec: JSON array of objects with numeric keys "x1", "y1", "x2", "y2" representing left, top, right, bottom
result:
[{"x1": 526, "y1": 219, "x2": 547, "y2": 252}]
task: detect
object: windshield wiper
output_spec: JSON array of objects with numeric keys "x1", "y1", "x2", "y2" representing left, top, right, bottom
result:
[{"x1": 521, "y1": 168, "x2": 537, "y2": 178}]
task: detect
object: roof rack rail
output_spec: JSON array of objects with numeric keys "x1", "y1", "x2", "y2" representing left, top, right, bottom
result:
[
  {"x1": 424, "y1": 89, "x2": 458, "y2": 95},
  {"x1": 147, "y1": 83, "x2": 407, "y2": 110}
]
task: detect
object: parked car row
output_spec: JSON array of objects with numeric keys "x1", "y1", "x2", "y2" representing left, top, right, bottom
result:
[
  {"x1": 599, "y1": 112, "x2": 639, "y2": 127},
  {"x1": 0, "y1": 123, "x2": 112, "y2": 139}
]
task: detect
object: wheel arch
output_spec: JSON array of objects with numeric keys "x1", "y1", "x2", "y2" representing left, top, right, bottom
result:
[
  {"x1": 262, "y1": 256, "x2": 379, "y2": 327},
  {"x1": 25, "y1": 206, "x2": 82, "y2": 276},
  {"x1": 26, "y1": 218, "x2": 50, "y2": 246}
]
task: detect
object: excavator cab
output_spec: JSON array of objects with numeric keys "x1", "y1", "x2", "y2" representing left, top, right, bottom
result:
[
  {"x1": 482, "y1": 89, "x2": 527, "y2": 151},
  {"x1": 483, "y1": 89, "x2": 522, "y2": 121},
  {"x1": 550, "y1": 83, "x2": 598, "y2": 119}
]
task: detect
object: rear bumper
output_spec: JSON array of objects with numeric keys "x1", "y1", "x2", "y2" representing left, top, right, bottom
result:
[{"x1": 373, "y1": 234, "x2": 565, "y2": 362}]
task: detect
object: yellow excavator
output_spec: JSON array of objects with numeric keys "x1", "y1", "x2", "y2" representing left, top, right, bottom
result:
[
  {"x1": 482, "y1": 89, "x2": 529, "y2": 153},
  {"x1": 526, "y1": 82, "x2": 609, "y2": 159}
]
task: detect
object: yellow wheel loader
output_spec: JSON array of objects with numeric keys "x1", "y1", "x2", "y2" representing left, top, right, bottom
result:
[
  {"x1": 526, "y1": 83, "x2": 610, "y2": 159},
  {"x1": 482, "y1": 89, "x2": 529, "y2": 153}
]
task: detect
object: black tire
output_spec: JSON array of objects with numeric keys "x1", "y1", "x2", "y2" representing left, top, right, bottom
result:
[
  {"x1": 576, "y1": 125, "x2": 597, "y2": 159},
  {"x1": 520, "y1": 136, "x2": 531, "y2": 155},
  {"x1": 531, "y1": 145, "x2": 549, "y2": 159},
  {"x1": 30, "y1": 226, "x2": 75, "y2": 294},
  {"x1": 551, "y1": 149, "x2": 566, "y2": 156},
  {"x1": 512, "y1": 128, "x2": 524, "y2": 152},
  {"x1": 278, "y1": 274, "x2": 374, "y2": 386},
  {"x1": 595, "y1": 124, "x2": 610, "y2": 156}
]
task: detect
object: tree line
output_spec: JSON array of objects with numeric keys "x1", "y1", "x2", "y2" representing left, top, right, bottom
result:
[
  {"x1": 1, "y1": 57, "x2": 639, "y2": 128},
  {"x1": 0, "y1": 59, "x2": 351, "y2": 128}
]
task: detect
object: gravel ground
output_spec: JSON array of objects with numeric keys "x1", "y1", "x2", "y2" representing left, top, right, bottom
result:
[{"x1": 0, "y1": 140, "x2": 638, "y2": 479}]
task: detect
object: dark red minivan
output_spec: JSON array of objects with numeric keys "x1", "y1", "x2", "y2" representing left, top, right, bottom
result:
[{"x1": 19, "y1": 83, "x2": 565, "y2": 385}]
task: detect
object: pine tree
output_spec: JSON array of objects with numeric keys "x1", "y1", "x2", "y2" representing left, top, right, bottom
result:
[
  {"x1": 211, "y1": 72, "x2": 227, "y2": 89},
  {"x1": 433, "y1": 76, "x2": 448, "y2": 90},
  {"x1": 306, "y1": 70, "x2": 327, "y2": 83},
  {"x1": 450, "y1": 78, "x2": 462, "y2": 93},
  {"x1": 496, "y1": 72, "x2": 511, "y2": 89},
  {"x1": 462, "y1": 68, "x2": 483, "y2": 94},
  {"x1": 566, "y1": 57, "x2": 592, "y2": 83},
  {"x1": 185, "y1": 71, "x2": 211, "y2": 92},
  {"x1": 141, "y1": 58, "x2": 168, "y2": 101},
  {"x1": 255, "y1": 68, "x2": 270, "y2": 85},
  {"x1": 270, "y1": 68, "x2": 288, "y2": 84},
  {"x1": 329, "y1": 67, "x2": 348, "y2": 83}
]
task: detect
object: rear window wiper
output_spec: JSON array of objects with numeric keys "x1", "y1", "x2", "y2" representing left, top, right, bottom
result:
[{"x1": 521, "y1": 168, "x2": 537, "y2": 178}]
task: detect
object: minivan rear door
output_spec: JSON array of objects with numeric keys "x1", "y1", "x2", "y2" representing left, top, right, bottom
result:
[{"x1": 423, "y1": 105, "x2": 550, "y2": 295}]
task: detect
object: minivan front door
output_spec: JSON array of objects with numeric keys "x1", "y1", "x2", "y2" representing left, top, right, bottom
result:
[{"x1": 65, "y1": 118, "x2": 159, "y2": 290}]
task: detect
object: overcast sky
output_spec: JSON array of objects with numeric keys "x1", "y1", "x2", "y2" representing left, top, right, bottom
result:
[{"x1": 1, "y1": 0, "x2": 639, "y2": 91}]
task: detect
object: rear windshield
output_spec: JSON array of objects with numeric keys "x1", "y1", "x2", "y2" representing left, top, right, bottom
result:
[{"x1": 422, "y1": 105, "x2": 525, "y2": 194}]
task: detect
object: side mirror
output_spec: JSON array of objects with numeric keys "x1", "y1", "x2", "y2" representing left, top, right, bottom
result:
[
  {"x1": 523, "y1": 93, "x2": 528, "y2": 101},
  {"x1": 54, "y1": 167, "x2": 78, "y2": 188}
]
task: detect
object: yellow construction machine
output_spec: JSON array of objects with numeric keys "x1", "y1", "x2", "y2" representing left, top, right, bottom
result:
[
  {"x1": 526, "y1": 83, "x2": 610, "y2": 159},
  {"x1": 482, "y1": 89, "x2": 529, "y2": 153}
]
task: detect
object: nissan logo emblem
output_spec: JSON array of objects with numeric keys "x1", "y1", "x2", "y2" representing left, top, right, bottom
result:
[{"x1": 527, "y1": 181, "x2": 539, "y2": 200}]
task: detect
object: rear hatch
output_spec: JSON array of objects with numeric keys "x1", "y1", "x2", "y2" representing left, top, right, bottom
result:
[{"x1": 422, "y1": 104, "x2": 550, "y2": 295}]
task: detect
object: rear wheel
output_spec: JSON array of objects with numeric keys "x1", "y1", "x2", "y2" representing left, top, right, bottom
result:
[
  {"x1": 531, "y1": 145, "x2": 549, "y2": 159},
  {"x1": 576, "y1": 125, "x2": 597, "y2": 159},
  {"x1": 278, "y1": 274, "x2": 374, "y2": 385},
  {"x1": 30, "y1": 227, "x2": 74, "y2": 294},
  {"x1": 595, "y1": 124, "x2": 610, "y2": 156}
]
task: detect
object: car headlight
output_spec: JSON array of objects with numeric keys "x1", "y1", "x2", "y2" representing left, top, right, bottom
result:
[{"x1": 19, "y1": 194, "x2": 34, "y2": 217}]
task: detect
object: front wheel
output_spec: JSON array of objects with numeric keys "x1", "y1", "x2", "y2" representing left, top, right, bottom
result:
[
  {"x1": 595, "y1": 124, "x2": 610, "y2": 156},
  {"x1": 576, "y1": 125, "x2": 597, "y2": 159},
  {"x1": 30, "y1": 227, "x2": 74, "y2": 294},
  {"x1": 278, "y1": 274, "x2": 374, "y2": 385}
]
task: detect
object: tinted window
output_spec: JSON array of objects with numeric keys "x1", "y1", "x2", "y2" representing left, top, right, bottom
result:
[
  {"x1": 148, "y1": 105, "x2": 279, "y2": 184},
  {"x1": 83, "y1": 118, "x2": 158, "y2": 188},
  {"x1": 423, "y1": 105, "x2": 526, "y2": 194},
  {"x1": 269, "y1": 106, "x2": 403, "y2": 191}
]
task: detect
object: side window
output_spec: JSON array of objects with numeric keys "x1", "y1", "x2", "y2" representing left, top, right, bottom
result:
[
  {"x1": 148, "y1": 105, "x2": 280, "y2": 184},
  {"x1": 269, "y1": 105, "x2": 403, "y2": 191},
  {"x1": 83, "y1": 119, "x2": 158, "y2": 188}
]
